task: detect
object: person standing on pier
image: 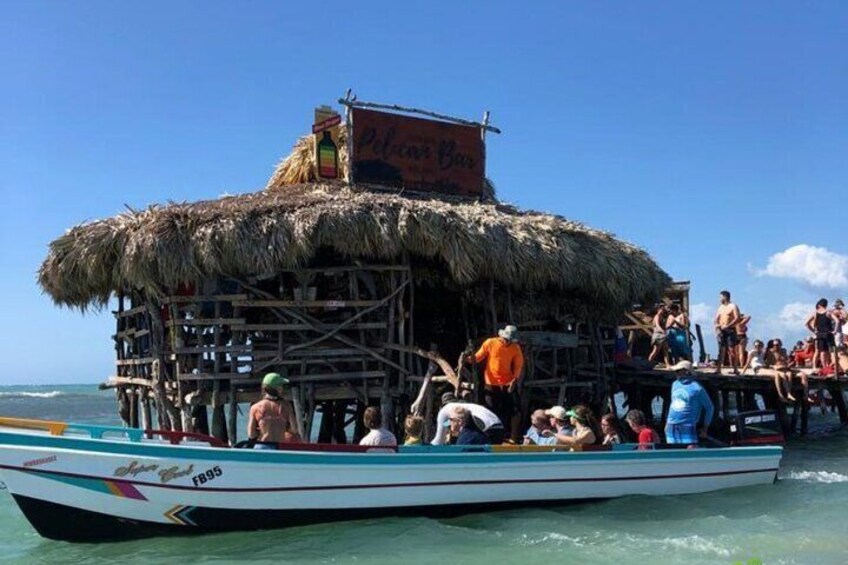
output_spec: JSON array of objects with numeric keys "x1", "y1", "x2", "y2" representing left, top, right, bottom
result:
[
  {"x1": 805, "y1": 299, "x2": 835, "y2": 372},
  {"x1": 665, "y1": 361, "x2": 714, "y2": 445},
  {"x1": 469, "y1": 325, "x2": 524, "y2": 440},
  {"x1": 714, "y1": 290, "x2": 741, "y2": 374}
]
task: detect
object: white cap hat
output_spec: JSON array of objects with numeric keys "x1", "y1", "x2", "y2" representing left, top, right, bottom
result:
[
  {"x1": 544, "y1": 406, "x2": 568, "y2": 420},
  {"x1": 670, "y1": 360, "x2": 693, "y2": 372},
  {"x1": 498, "y1": 325, "x2": 519, "y2": 341}
]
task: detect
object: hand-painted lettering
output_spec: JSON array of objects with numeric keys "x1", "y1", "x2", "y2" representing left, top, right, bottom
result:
[
  {"x1": 158, "y1": 464, "x2": 194, "y2": 484},
  {"x1": 114, "y1": 460, "x2": 159, "y2": 478}
]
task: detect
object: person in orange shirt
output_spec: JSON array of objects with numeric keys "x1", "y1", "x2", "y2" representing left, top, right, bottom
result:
[{"x1": 468, "y1": 325, "x2": 524, "y2": 441}]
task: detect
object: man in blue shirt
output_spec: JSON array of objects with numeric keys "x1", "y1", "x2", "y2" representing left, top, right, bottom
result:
[
  {"x1": 523, "y1": 408, "x2": 559, "y2": 446},
  {"x1": 666, "y1": 361, "x2": 714, "y2": 445}
]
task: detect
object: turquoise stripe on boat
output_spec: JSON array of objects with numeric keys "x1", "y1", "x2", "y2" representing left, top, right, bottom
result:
[
  {"x1": 62, "y1": 423, "x2": 145, "y2": 442},
  {"x1": 0, "y1": 431, "x2": 782, "y2": 466}
]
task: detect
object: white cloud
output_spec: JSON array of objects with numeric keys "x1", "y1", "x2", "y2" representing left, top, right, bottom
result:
[
  {"x1": 754, "y1": 302, "x2": 814, "y2": 345},
  {"x1": 758, "y1": 244, "x2": 848, "y2": 289},
  {"x1": 689, "y1": 302, "x2": 712, "y2": 327},
  {"x1": 776, "y1": 302, "x2": 813, "y2": 331}
]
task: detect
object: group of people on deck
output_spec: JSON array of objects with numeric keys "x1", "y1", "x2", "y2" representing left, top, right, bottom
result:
[
  {"x1": 710, "y1": 291, "x2": 846, "y2": 403},
  {"x1": 244, "y1": 326, "x2": 714, "y2": 450}
]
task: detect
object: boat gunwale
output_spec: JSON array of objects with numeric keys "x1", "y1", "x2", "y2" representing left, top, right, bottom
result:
[{"x1": 0, "y1": 429, "x2": 784, "y2": 466}]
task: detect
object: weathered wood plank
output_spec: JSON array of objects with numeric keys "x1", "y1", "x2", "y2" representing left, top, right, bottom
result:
[
  {"x1": 161, "y1": 294, "x2": 248, "y2": 304},
  {"x1": 116, "y1": 357, "x2": 156, "y2": 366},
  {"x1": 113, "y1": 305, "x2": 148, "y2": 317},
  {"x1": 233, "y1": 322, "x2": 388, "y2": 331},
  {"x1": 166, "y1": 318, "x2": 246, "y2": 327},
  {"x1": 173, "y1": 345, "x2": 253, "y2": 355},
  {"x1": 178, "y1": 372, "x2": 245, "y2": 381},
  {"x1": 232, "y1": 300, "x2": 382, "y2": 308}
]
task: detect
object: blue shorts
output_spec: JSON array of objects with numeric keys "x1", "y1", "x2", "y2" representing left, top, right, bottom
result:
[{"x1": 665, "y1": 423, "x2": 697, "y2": 445}]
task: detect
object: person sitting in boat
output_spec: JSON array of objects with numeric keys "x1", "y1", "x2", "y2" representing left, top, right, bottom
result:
[
  {"x1": 468, "y1": 325, "x2": 524, "y2": 441},
  {"x1": 359, "y1": 406, "x2": 397, "y2": 447},
  {"x1": 544, "y1": 405, "x2": 574, "y2": 439},
  {"x1": 740, "y1": 340, "x2": 766, "y2": 375},
  {"x1": 600, "y1": 414, "x2": 626, "y2": 446},
  {"x1": 523, "y1": 408, "x2": 558, "y2": 446},
  {"x1": 665, "y1": 361, "x2": 714, "y2": 445},
  {"x1": 247, "y1": 372, "x2": 301, "y2": 448},
  {"x1": 449, "y1": 406, "x2": 490, "y2": 445},
  {"x1": 404, "y1": 415, "x2": 424, "y2": 446},
  {"x1": 432, "y1": 392, "x2": 504, "y2": 445},
  {"x1": 624, "y1": 409, "x2": 660, "y2": 446},
  {"x1": 541, "y1": 405, "x2": 600, "y2": 446}
]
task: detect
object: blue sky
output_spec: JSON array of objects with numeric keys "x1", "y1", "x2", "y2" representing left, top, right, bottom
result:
[{"x1": 1, "y1": 2, "x2": 846, "y2": 384}]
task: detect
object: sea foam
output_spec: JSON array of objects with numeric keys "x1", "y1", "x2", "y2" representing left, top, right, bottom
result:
[
  {"x1": 0, "y1": 391, "x2": 64, "y2": 399},
  {"x1": 784, "y1": 470, "x2": 848, "y2": 483}
]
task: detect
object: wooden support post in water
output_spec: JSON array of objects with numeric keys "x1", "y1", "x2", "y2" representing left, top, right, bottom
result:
[
  {"x1": 192, "y1": 404, "x2": 210, "y2": 436},
  {"x1": 829, "y1": 382, "x2": 848, "y2": 424},
  {"x1": 140, "y1": 394, "x2": 151, "y2": 430},
  {"x1": 129, "y1": 387, "x2": 139, "y2": 428},
  {"x1": 227, "y1": 393, "x2": 238, "y2": 446},
  {"x1": 211, "y1": 405, "x2": 228, "y2": 441},
  {"x1": 721, "y1": 390, "x2": 731, "y2": 421},
  {"x1": 290, "y1": 385, "x2": 306, "y2": 440}
]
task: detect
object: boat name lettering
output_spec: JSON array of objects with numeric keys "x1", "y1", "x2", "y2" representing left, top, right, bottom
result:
[
  {"x1": 114, "y1": 460, "x2": 160, "y2": 478},
  {"x1": 23, "y1": 455, "x2": 57, "y2": 468},
  {"x1": 191, "y1": 465, "x2": 223, "y2": 487},
  {"x1": 159, "y1": 464, "x2": 194, "y2": 484}
]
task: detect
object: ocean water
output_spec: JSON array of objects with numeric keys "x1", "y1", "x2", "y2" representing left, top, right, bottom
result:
[{"x1": 1, "y1": 385, "x2": 847, "y2": 564}]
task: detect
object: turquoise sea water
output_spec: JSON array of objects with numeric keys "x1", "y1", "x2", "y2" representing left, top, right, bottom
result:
[{"x1": 1, "y1": 384, "x2": 847, "y2": 564}]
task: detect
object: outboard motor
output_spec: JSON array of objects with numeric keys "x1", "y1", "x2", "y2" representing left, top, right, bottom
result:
[{"x1": 729, "y1": 410, "x2": 785, "y2": 446}]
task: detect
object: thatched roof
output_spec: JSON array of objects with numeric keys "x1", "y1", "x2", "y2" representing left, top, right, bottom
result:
[
  {"x1": 39, "y1": 124, "x2": 669, "y2": 317},
  {"x1": 38, "y1": 181, "x2": 670, "y2": 318}
]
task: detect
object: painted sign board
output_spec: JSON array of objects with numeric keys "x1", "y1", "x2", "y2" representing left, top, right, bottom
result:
[
  {"x1": 313, "y1": 106, "x2": 341, "y2": 180},
  {"x1": 350, "y1": 108, "x2": 484, "y2": 196}
]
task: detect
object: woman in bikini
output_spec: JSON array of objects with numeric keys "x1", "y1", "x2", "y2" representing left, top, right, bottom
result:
[{"x1": 765, "y1": 339, "x2": 809, "y2": 403}]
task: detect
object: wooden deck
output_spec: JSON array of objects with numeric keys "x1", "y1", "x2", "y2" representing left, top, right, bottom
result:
[{"x1": 611, "y1": 366, "x2": 848, "y2": 435}]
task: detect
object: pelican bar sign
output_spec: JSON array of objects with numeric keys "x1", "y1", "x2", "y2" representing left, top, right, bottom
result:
[{"x1": 350, "y1": 108, "x2": 484, "y2": 196}]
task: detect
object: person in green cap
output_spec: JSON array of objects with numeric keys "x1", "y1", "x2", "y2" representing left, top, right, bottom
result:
[
  {"x1": 247, "y1": 372, "x2": 301, "y2": 448},
  {"x1": 541, "y1": 405, "x2": 600, "y2": 446}
]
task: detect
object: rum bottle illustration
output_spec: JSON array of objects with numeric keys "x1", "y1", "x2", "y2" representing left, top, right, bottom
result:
[{"x1": 317, "y1": 130, "x2": 339, "y2": 179}]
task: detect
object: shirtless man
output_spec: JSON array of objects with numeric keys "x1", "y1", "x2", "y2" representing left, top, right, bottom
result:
[
  {"x1": 714, "y1": 290, "x2": 741, "y2": 374},
  {"x1": 247, "y1": 372, "x2": 301, "y2": 448}
]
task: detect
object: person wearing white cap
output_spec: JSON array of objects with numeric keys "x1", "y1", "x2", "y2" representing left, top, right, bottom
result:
[
  {"x1": 665, "y1": 361, "x2": 714, "y2": 445},
  {"x1": 468, "y1": 325, "x2": 525, "y2": 441}
]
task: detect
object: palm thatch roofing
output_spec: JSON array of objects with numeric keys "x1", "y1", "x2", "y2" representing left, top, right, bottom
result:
[{"x1": 38, "y1": 131, "x2": 670, "y2": 320}]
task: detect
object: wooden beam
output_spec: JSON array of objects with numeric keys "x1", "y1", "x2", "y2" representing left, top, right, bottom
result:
[
  {"x1": 113, "y1": 305, "x2": 148, "y2": 317},
  {"x1": 232, "y1": 300, "x2": 382, "y2": 308},
  {"x1": 173, "y1": 345, "x2": 253, "y2": 355},
  {"x1": 116, "y1": 357, "x2": 156, "y2": 366},
  {"x1": 161, "y1": 294, "x2": 248, "y2": 304},
  {"x1": 233, "y1": 322, "x2": 388, "y2": 332},
  {"x1": 166, "y1": 318, "x2": 246, "y2": 327}
]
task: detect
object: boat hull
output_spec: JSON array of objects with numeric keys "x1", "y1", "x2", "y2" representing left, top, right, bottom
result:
[{"x1": 0, "y1": 430, "x2": 782, "y2": 542}]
